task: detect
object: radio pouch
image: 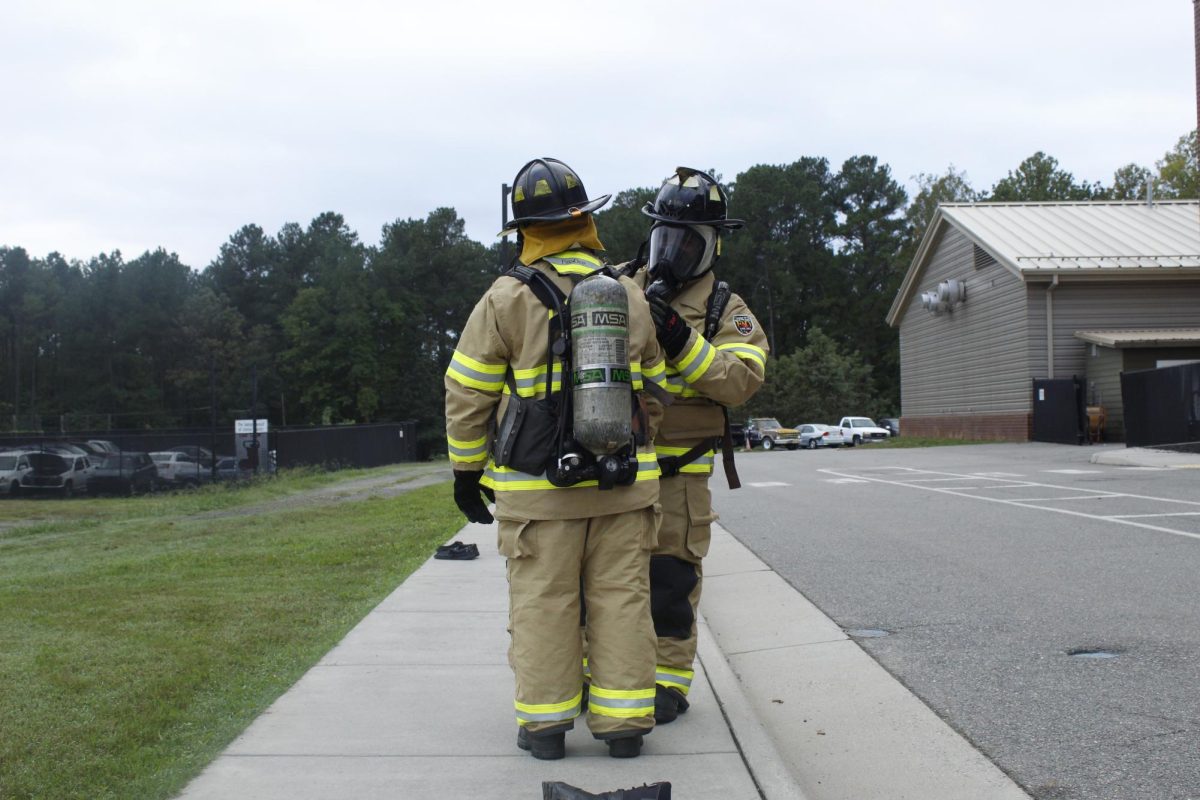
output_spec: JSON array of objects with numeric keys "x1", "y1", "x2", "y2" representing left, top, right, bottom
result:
[{"x1": 494, "y1": 372, "x2": 560, "y2": 475}]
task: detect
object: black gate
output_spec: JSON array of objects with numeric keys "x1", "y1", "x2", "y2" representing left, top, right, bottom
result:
[
  {"x1": 1032, "y1": 377, "x2": 1086, "y2": 445},
  {"x1": 1121, "y1": 363, "x2": 1200, "y2": 449}
]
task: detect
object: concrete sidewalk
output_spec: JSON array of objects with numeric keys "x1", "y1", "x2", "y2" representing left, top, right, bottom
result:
[
  {"x1": 1090, "y1": 444, "x2": 1200, "y2": 468},
  {"x1": 178, "y1": 519, "x2": 1030, "y2": 799}
]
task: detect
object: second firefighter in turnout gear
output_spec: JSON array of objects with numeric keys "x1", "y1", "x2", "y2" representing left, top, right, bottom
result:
[
  {"x1": 630, "y1": 167, "x2": 767, "y2": 723},
  {"x1": 444, "y1": 157, "x2": 671, "y2": 760}
]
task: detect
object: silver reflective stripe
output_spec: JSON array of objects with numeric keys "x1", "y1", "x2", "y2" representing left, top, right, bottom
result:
[
  {"x1": 656, "y1": 670, "x2": 693, "y2": 689},
  {"x1": 677, "y1": 339, "x2": 715, "y2": 382},
  {"x1": 515, "y1": 701, "x2": 581, "y2": 723},
  {"x1": 448, "y1": 441, "x2": 487, "y2": 459},
  {"x1": 589, "y1": 695, "x2": 652, "y2": 710},
  {"x1": 718, "y1": 344, "x2": 767, "y2": 367}
]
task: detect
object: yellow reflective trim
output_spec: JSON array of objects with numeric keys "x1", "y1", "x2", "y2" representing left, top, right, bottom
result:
[
  {"x1": 708, "y1": 185, "x2": 722, "y2": 201},
  {"x1": 656, "y1": 666, "x2": 694, "y2": 679},
  {"x1": 514, "y1": 186, "x2": 525, "y2": 202},
  {"x1": 447, "y1": 435, "x2": 486, "y2": 449},
  {"x1": 515, "y1": 691, "x2": 583, "y2": 715},
  {"x1": 564, "y1": 173, "x2": 579, "y2": 189},
  {"x1": 682, "y1": 347, "x2": 716, "y2": 385},
  {"x1": 512, "y1": 364, "x2": 556, "y2": 379},
  {"x1": 501, "y1": 381, "x2": 562, "y2": 398},
  {"x1": 641, "y1": 359, "x2": 666, "y2": 377},
  {"x1": 590, "y1": 706, "x2": 653, "y2": 719},
  {"x1": 682, "y1": 175, "x2": 701, "y2": 188},
  {"x1": 588, "y1": 686, "x2": 656, "y2": 700},
  {"x1": 451, "y1": 352, "x2": 506, "y2": 374},
  {"x1": 654, "y1": 445, "x2": 694, "y2": 456},
  {"x1": 446, "y1": 367, "x2": 504, "y2": 392},
  {"x1": 449, "y1": 452, "x2": 487, "y2": 464},
  {"x1": 677, "y1": 336, "x2": 706, "y2": 371},
  {"x1": 533, "y1": 179, "x2": 552, "y2": 197}
]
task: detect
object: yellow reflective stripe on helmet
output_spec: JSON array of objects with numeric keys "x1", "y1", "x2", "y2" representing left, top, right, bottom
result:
[
  {"x1": 515, "y1": 691, "x2": 583, "y2": 724},
  {"x1": 448, "y1": 435, "x2": 488, "y2": 463},
  {"x1": 587, "y1": 685, "x2": 655, "y2": 718},
  {"x1": 717, "y1": 342, "x2": 767, "y2": 369},
  {"x1": 655, "y1": 665, "x2": 694, "y2": 694},
  {"x1": 677, "y1": 336, "x2": 716, "y2": 384},
  {"x1": 446, "y1": 351, "x2": 506, "y2": 392},
  {"x1": 544, "y1": 250, "x2": 603, "y2": 275}
]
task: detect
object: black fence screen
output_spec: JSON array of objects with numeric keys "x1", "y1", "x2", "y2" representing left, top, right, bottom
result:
[
  {"x1": 1032, "y1": 377, "x2": 1086, "y2": 445},
  {"x1": 0, "y1": 421, "x2": 420, "y2": 472},
  {"x1": 1121, "y1": 363, "x2": 1200, "y2": 449}
]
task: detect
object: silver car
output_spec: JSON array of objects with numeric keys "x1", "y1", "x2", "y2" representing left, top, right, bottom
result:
[
  {"x1": 797, "y1": 424, "x2": 846, "y2": 449},
  {"x1": 0, "y1": 451, "x2": 34, "y2": 496}
]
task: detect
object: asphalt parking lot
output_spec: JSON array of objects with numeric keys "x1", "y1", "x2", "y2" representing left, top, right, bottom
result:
[{"x1": 712, "y1": 442, "x2": 1200, "y2": 800}]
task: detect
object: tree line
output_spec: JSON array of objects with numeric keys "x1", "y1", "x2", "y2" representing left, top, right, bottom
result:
[{"x1": 2, "y1": 132, "x2": 1195, "y2": 453}]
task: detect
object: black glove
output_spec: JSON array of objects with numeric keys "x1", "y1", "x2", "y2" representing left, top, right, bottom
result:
[
  {"x1": 453, "y1": 469, "x2": 495, "y2": 524},
  {"x1": 647, "y1": 293, "x2": 691, "y2": 359}
]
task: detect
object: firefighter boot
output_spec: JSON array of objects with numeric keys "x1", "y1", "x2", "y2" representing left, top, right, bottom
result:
[
  {"x1": 517, "y1": 727, "x2": 566, "y2": 760},
  {"x1": 541, "y1": 781, "x2": 672, "y2": 800},
  {"x1": 605, "y1": 733, "x2": 643, "y2": 758},
  {"x1": 654, "y1": 685, "x2": 689, "y2": 724}
]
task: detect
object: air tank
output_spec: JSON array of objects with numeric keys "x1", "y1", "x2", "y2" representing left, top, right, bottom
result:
[{"x1": 569, "y1": 274, "x2": 632, "y2": 455}]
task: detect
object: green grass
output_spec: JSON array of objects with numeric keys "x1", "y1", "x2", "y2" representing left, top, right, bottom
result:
[{"x1": 0, "y1": 468, "x2": 460, "y2": 800}]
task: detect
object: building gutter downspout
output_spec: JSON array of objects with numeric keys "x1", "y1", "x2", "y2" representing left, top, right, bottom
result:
[{"x1": 1046, "y1": 275, "x2": 1059, "y2": 378}]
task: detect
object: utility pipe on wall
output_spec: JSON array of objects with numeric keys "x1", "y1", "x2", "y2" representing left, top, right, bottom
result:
[{"x1": 1046, "y1": 275, "x2": 1060, "y2": 378}]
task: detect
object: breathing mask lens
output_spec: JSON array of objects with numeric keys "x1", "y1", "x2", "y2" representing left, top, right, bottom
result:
[{"x1": 648, "y1": 224, "x2": 716, "y2": 285}]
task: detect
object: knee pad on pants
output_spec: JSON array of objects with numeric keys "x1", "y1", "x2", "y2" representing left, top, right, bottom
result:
[{"x1": 650, "y1": 555, "x2": 698, "y2": 639}]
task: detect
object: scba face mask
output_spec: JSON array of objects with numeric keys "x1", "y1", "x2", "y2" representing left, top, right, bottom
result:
[{"x1": 648, "y1": 223, "x2": 718, "y2": 287}]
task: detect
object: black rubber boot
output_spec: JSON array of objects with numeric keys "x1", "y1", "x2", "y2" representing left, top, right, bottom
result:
[
  {"x1": 653, "y1": 685, "x2": 689, "y2": 724},
  {"x1": 517, "y1": 727, "x2": 566, "y2": 760},
  {"x1": 541, "y1": 781, "x2": 671, "y2": 800},
  {"x1": 605, "y1": 733, "x2": 643, "y2": 758}
]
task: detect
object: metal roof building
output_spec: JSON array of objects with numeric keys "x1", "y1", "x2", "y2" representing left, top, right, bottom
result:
[{"x1": 887, "y1": 200, "x2": 1200, "y2": 441}]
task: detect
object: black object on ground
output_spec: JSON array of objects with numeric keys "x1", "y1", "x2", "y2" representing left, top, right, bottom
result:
[
  {"x1": 434, "y1": 541, "x2": 479, "y2": 560},
  {"x1": 542, "y1": 781, "x2": 671, "y2": 799}
]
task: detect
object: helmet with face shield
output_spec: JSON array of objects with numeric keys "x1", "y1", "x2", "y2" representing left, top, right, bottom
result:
[{"x1": 642, "y1": 167, "x2": 743, "y2": 288}]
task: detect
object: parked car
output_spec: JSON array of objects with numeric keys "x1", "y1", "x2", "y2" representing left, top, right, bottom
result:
[
  {"x1": 89, "y1": 452, "x2": 158, "y2": 495},
  {"x1": 796, "y1": 423, "x2": 846, "y2": 449},
  {"x1": 745, "y1": 418, "x2": 803, "y2": 450},
  {"x1": 19, "y1": 452, "x2": 92, "y2": 497},
  {"x1": 879, "y1": 418, "x2": 900, "y2": 438},
  {"x1": 837, "y1": 416, "x2": 891, "y2": 446},
  {"x1": 0, "y1": 451, "x2": 34, "y2": 496},
  {"x1": 150, "y1": 451, "x2": 211, "y2": 486},
  {"x1": 214, "y1": 456, "x2": 249, "y2": 481}
]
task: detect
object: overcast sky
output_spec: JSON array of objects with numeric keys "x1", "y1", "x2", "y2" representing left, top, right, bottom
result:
[{"x1": 2, "y1": 0, "x2": 1195, "y2": 268}]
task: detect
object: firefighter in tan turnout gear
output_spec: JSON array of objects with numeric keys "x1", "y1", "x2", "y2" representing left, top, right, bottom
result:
[
  {"x1": 629, "y1": 167, "x2": 767, "y2": 723},
  {"x1": 444, "y1": 157, "x2": 671, "y2": 760}
]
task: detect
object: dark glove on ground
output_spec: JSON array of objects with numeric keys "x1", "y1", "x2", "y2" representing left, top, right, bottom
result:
[
  {"x1": 453, "y1": 469, "x2": 494, "y2": 524},
  {"x1": 647, "y1": 294, "x2": 690, "y2": 359}
]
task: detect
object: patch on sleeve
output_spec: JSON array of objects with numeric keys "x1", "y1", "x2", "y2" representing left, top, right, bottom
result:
[{"x1": 733, "y1": 315, "x2": 755, "y2": 336}]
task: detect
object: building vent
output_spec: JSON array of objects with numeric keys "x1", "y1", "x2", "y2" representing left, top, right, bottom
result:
[
  {"x1": 974, "y1": 244, "x2": 998, "y2": 270},
  {"x1": 921, "y1": 279, "x2": 967, "y2": 316}
]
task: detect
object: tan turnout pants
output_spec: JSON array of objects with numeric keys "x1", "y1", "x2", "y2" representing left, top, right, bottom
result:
[
  {"x1": 500, "y1": 506, "x2": 658, "y2": 738},
  {"x1": 652, "y1": 474, "x2": 716, "y2": 696}
]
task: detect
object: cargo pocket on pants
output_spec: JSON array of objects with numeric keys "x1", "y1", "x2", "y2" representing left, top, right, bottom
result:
[
  {"x1": 684, "y1": 483, "x2": 716, "y2": 560},
  {"x1": 641, "y1": 504, "x2": 661, "y2": 552},
  {"x1": 497, "y1": 517, "x2": 538, "y2": 559}
]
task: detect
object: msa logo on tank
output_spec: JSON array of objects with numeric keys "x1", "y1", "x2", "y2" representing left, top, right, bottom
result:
[
  {"x1": 571, "y1": 310, "x2": 627, "y2": 329},
  {"x1": 571, "y1": 304, "x2": 629, "y2": 388}
]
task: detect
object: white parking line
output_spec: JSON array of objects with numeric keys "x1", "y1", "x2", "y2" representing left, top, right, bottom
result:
[
  {"x1": 1108, "y1": 512, "x2": 1200, "y2": 519},
  {"x1": 747, "y1": 481, "x2": 790, "y2": 488},
  {"x1": 971, "y1": 472, "x2": 1024, "y2": 478},
  {"x1": 817, "y1": 466, "x2": 1200, "y2": 542},
  {"x1": 1043, "y1": 469, "x2": 1103, "y2": 474}
]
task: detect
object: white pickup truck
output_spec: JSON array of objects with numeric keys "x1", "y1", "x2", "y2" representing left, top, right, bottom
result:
[{"x1": 838, "y1": 416, "x2": 891, "y2": 446}]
